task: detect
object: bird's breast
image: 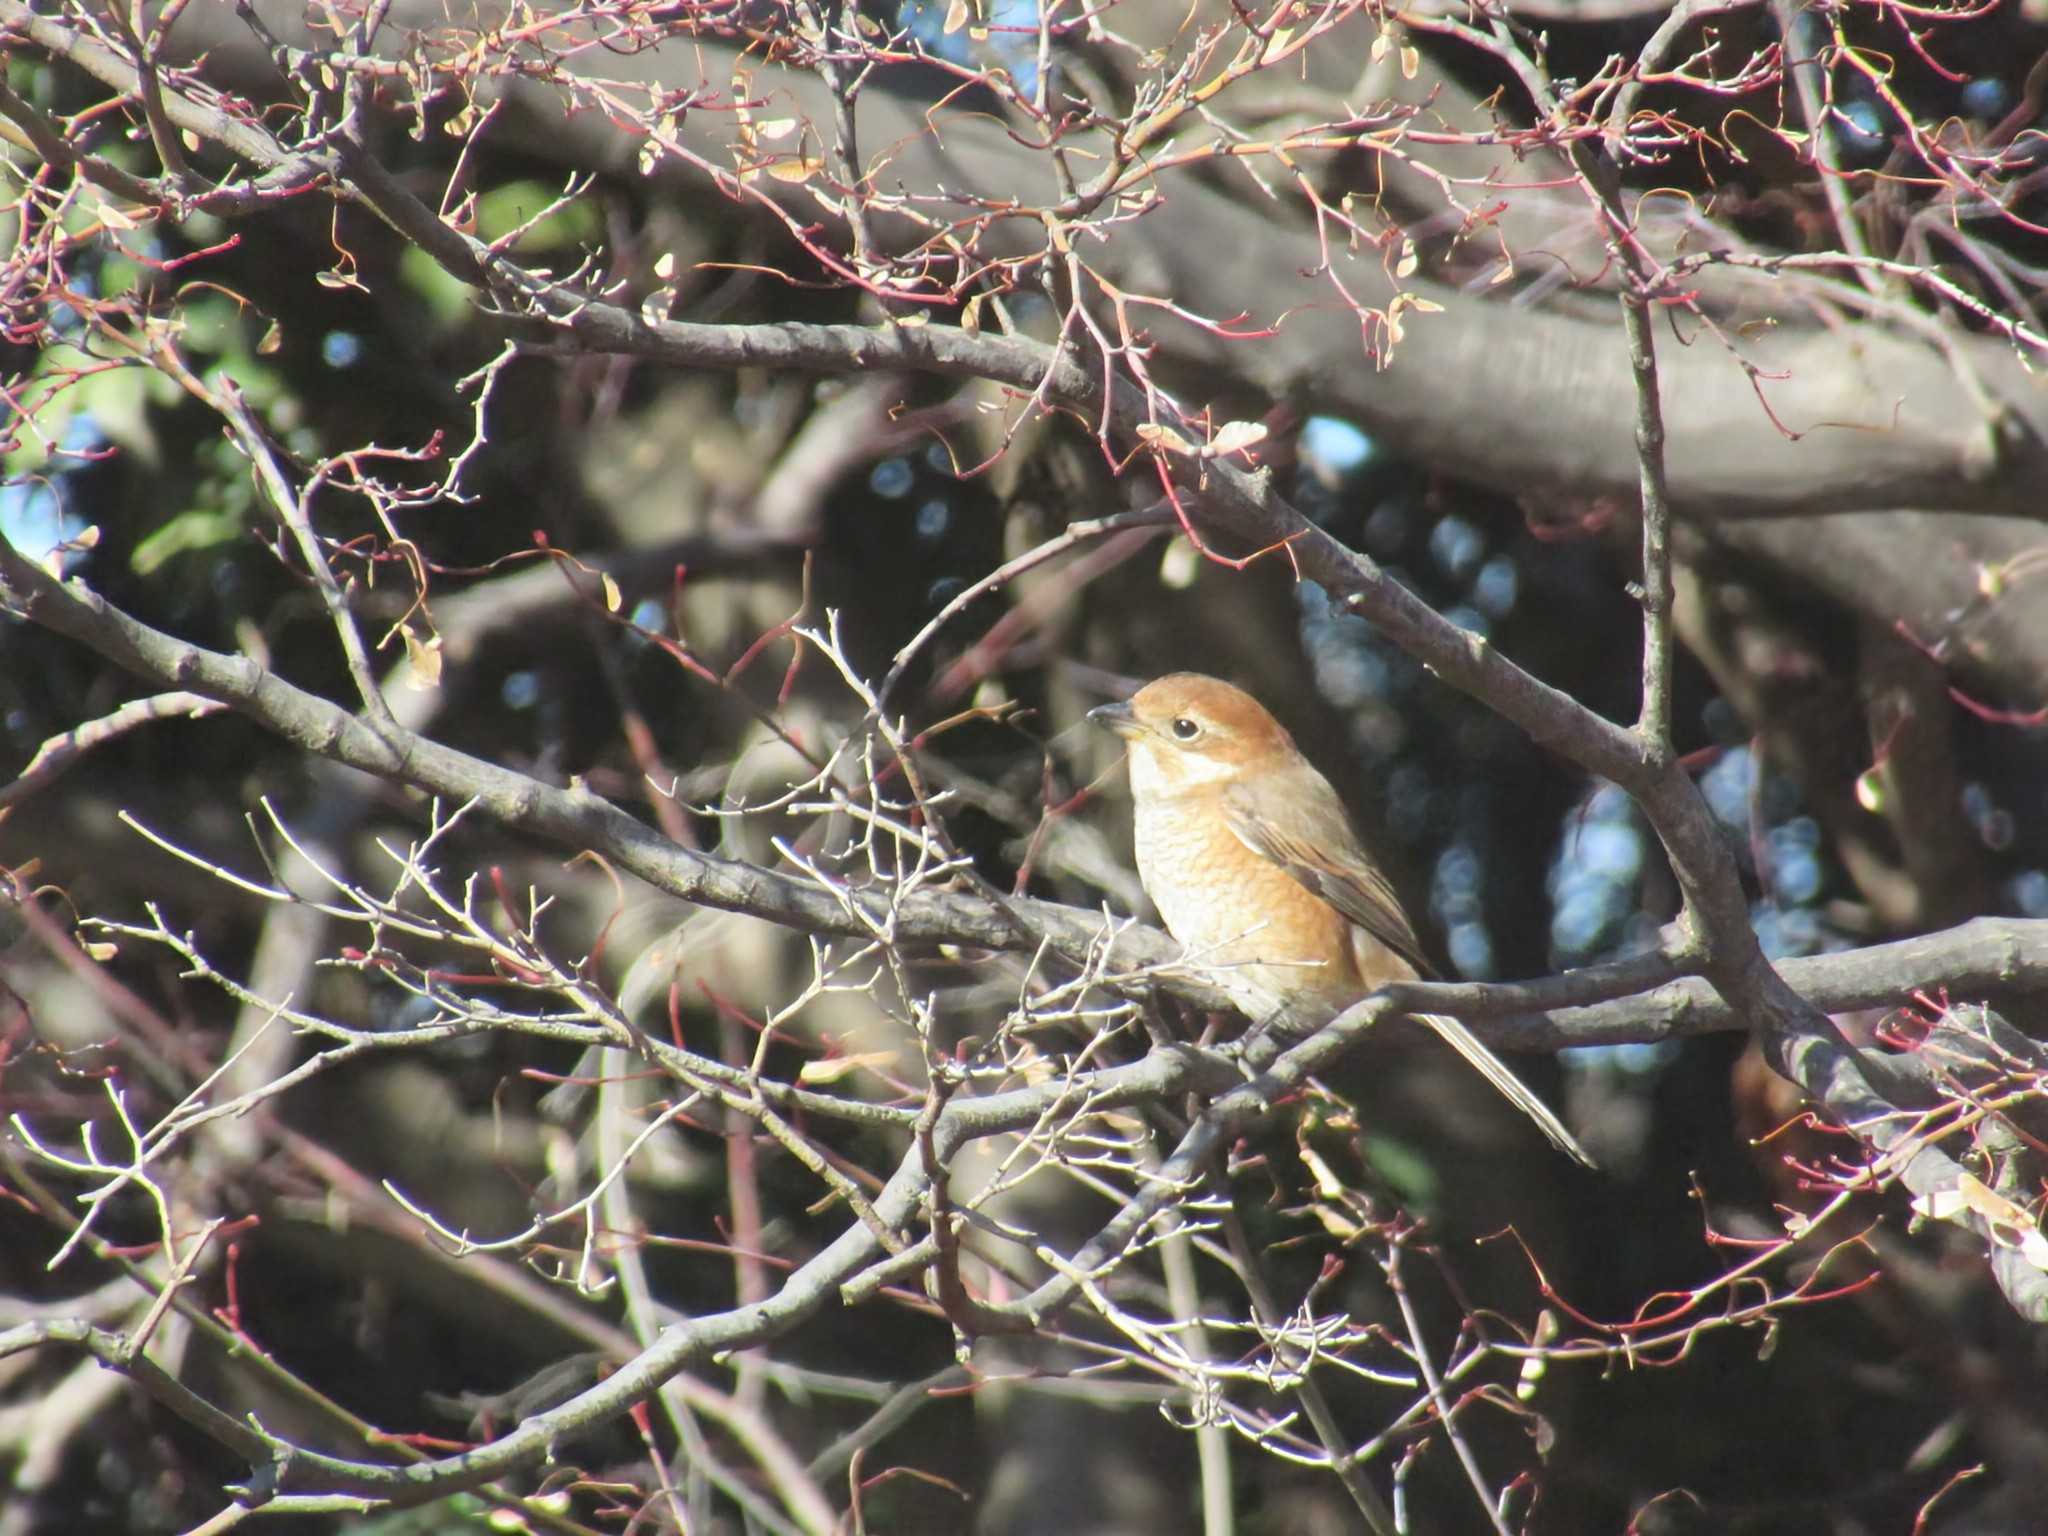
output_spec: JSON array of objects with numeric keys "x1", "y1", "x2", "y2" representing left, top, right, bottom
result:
[{"x1": 1132, "y1": 788, "x2": 1360, "y2": 1016}]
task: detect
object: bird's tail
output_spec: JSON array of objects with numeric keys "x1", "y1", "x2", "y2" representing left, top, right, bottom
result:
[{"x1": 1417, "y1": 1013, "x2": 1597, "y2": 1169}]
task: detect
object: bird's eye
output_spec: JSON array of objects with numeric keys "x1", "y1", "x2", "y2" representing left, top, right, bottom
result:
[{"x1": 1170, "y1": 717, "x2": 1201, "y2": 741}]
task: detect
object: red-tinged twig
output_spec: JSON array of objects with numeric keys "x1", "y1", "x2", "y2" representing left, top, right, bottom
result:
[
  {"x1": 1911, "y1": 1464, "x2": 1988, "y2": 1535},
  {"x1": 1945, "y1": 688, "x2": 2048, "y2": 729}
]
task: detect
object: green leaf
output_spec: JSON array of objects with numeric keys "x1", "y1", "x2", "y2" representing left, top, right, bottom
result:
[
  {"x1": 399, "y1": 245, "x2": 477, "y2": 331},
  {"x1": 177, "y1": 292, "x2": 246, "y2": 357},
  {"x1": 130, "y1": 508, "x2": 246, "y2": 575},
  {"x1": 76, "y1": 364, "x2": 157, "y2": 465},
  {"x1": 2, "y1": 353, "x2": 155, "y2": 477},
  {"x1": 473, "y1": 179, "x2": 600, "y2": 253},
  {"x1": 1361, "y1": 1132, "x2": 1442, "y2": 1211}
]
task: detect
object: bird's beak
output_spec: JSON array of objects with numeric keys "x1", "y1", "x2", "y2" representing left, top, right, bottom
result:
[{"x1": 1088, "y1": 700, "x2": 1140, "y2": 739}]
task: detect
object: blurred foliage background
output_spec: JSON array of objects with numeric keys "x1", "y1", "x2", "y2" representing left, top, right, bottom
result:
[{"x1": 7, "y1": 1, "x2": 2048, "y2": 1532}]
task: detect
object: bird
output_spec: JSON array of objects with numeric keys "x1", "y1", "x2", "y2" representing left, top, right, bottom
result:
[{"x1": 1090, "y1": 672, "x2": 1595, "y2": 1167}]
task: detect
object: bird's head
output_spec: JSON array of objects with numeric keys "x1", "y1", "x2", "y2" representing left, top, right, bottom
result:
[{"x1": 1088, "y1": 673, "x2": 1298, "y2": 795}]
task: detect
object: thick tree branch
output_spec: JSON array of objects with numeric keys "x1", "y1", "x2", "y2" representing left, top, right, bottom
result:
[
  {"x1": 16, "y1": 526, "x2": 2043, "y2": 1062},
  {"x1": 0, "y1": 32, "x2": 2014, "y2": 1250},
  {"x1": 7, "y1": 1026, "x2": 1254, "y2": 1507},
  {"x1": 16, "y1": 0, "x2": 2048, "y2": 716},
  {"x1": 120, "y1": 0, "x2": 2048, "y2": 523},
  {"x1": 11, "y1": 5, "x2": 2048, "y2": 1525},
  {"x1": 0, "y1": 528, "x2": 1189, "y2": 988}
]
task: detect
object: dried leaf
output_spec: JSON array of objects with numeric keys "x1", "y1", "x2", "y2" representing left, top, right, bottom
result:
[
  {"x1": 764, "y1": 156, "x2": 825, "y2": 184},
  {"x1": 402, "y1": 625, "x2": 444, "y2": 690},
  {"x1": 1210, "y1": 420, "x2": 1269, "y2": 456},
  {"x1": 1913, "y1": 1188, "x2": 1966, "y2": 1221},
  {"x1": 1297, "y1": 1143, "x2": 1347, "y2": 1201},
  {"x1": 1135, "y1": 422, "x2": 1195, "y2": 455},
  {"x1": 1915, "y1": 1173, "x2": 2048, "y2": 1269},
  {"x1": 799, "y1": 1050, "x2": 898, "y2": 1085},
  {"x1": 1309, "y1": 1205, "x2": 1365, "y2": 1240}
]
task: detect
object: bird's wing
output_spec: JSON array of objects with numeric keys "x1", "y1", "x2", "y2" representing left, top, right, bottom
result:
[
  {"x1": 1220, "y1": 774, "x2": 1433, "y2": 978},
  {"x1": 1223, "y1": 774, "x2": 1598, "y2": 1169}
]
